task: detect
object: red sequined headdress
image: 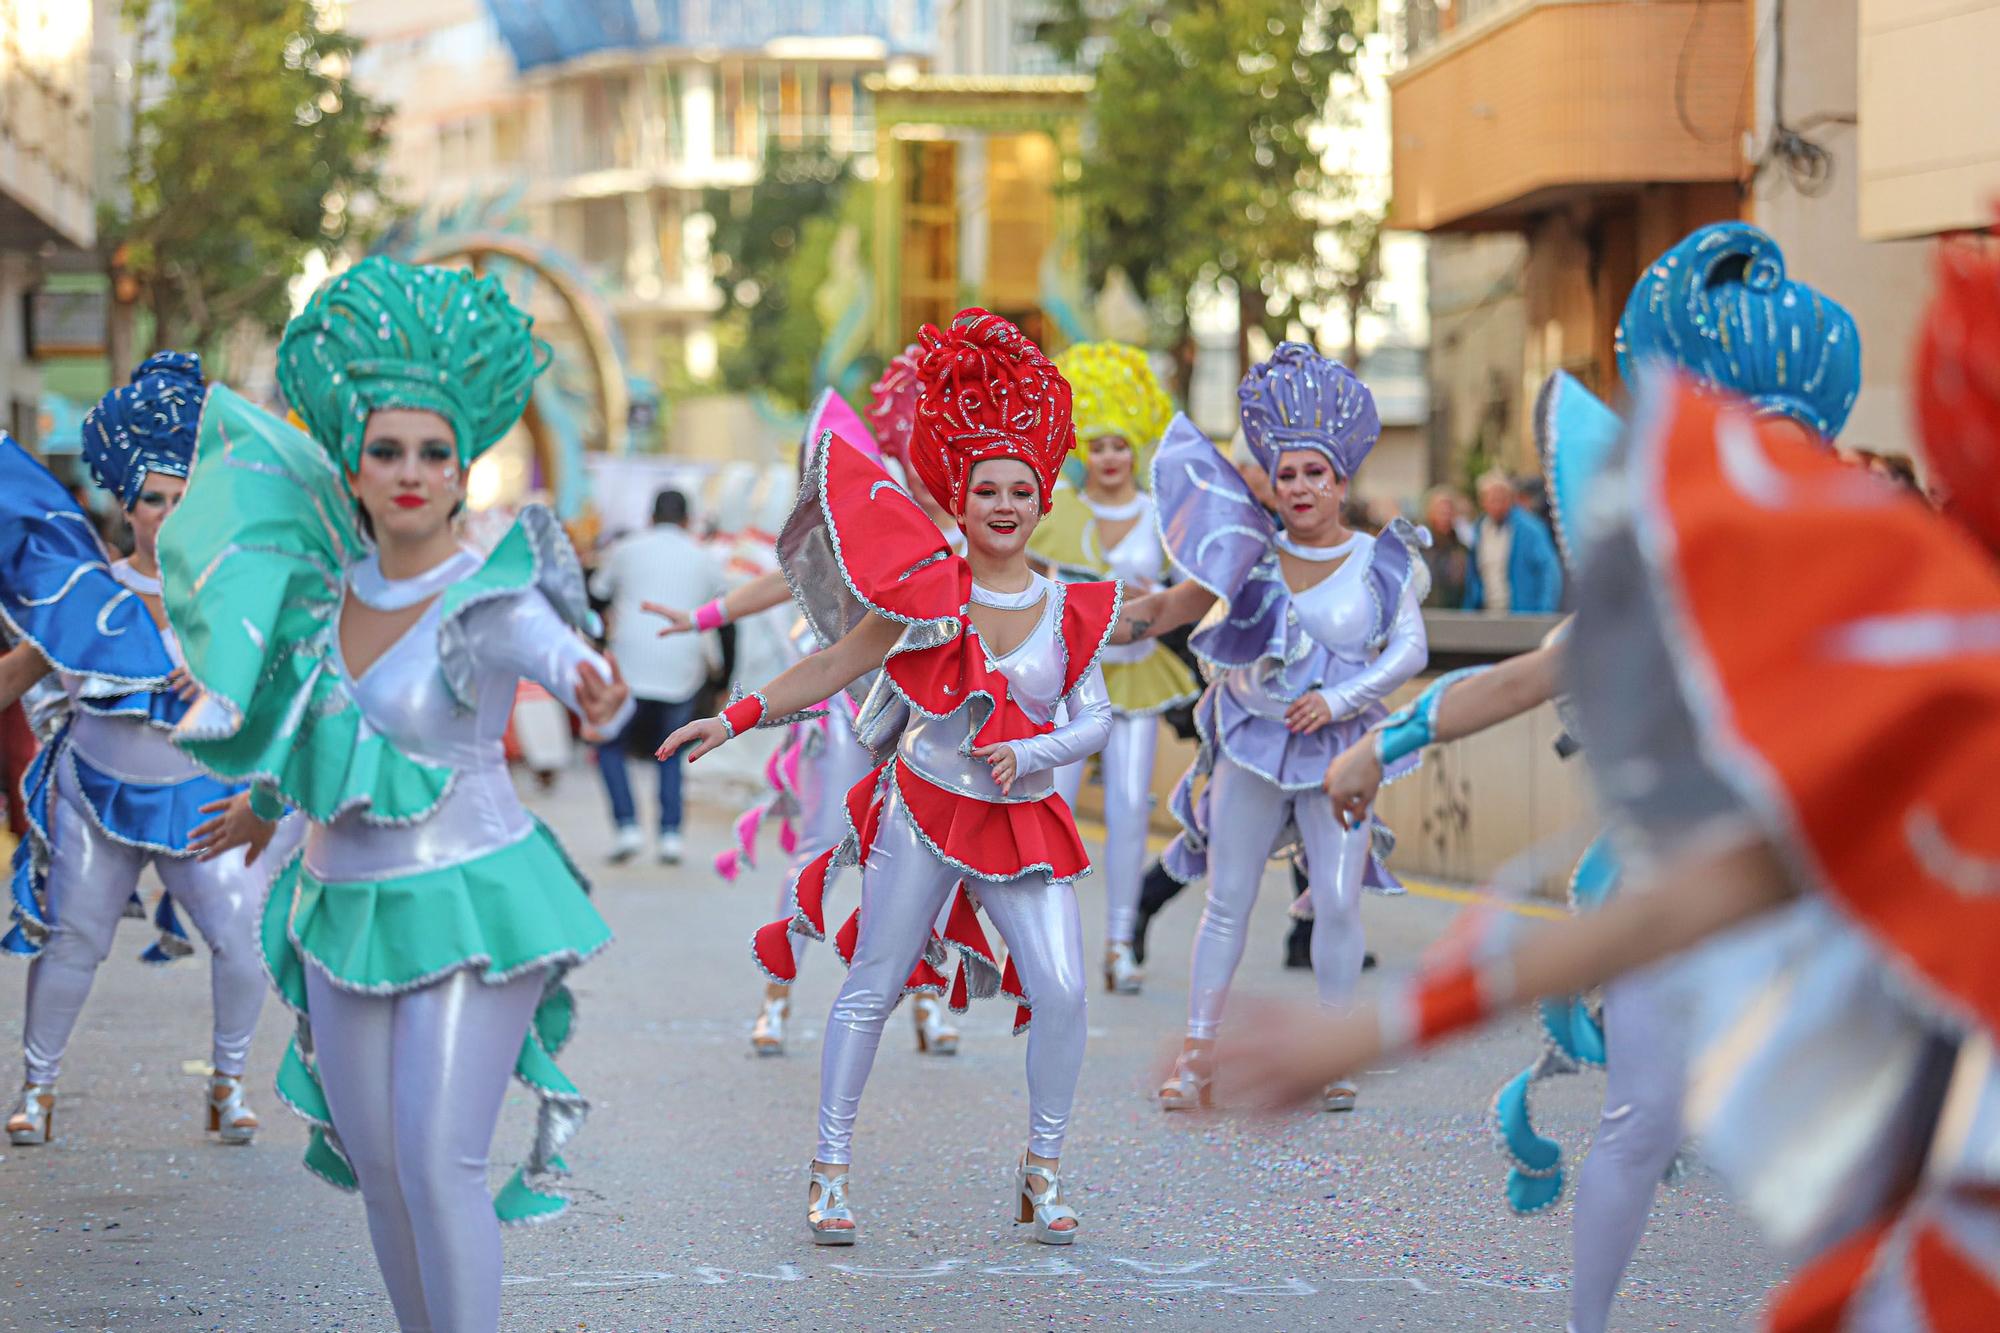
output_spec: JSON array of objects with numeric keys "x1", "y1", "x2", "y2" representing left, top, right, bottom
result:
[
  {"x1": 907, "y1": 309, "x2": 1075, "y2": 516},
  {"x1": 866, "y1": 343, "x2": 922, "y2": 476},
  {"x1": 1914, "y1": 221, "x2": 2000, "y2": 556}
]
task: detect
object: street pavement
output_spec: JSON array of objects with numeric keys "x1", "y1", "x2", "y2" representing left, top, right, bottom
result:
[{"x1": 1, "y1": 752, "x2": 1778, "y2": 1332}]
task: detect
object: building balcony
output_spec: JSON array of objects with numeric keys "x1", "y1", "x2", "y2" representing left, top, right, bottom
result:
[{"x1": 1388, "y1": 0, "x2": 1748, "y2": 233}]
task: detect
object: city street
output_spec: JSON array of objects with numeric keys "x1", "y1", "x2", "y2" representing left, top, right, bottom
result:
[{"x1": 2, "y1": 756, "x2": 1777, "y2": 1332}]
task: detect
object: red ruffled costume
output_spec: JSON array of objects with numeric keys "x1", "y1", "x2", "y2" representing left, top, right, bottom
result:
[{"x1": 752, "y1": 311, "x2": 1120, "y2": 1033}]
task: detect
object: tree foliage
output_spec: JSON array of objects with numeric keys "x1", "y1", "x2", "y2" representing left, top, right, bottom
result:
[
  {"x1": 1063, "y1": 0, "x2": 1369, "y2": 372},
  {"x1": 704, "y1": 145, "x2": 855, "y2": 409},
  {"x1": 105, "y1": 0, "x2": 390, "y2": 360}
]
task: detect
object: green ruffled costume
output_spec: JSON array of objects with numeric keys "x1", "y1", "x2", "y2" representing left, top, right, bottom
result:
[{"x1": 161, "y1": 385, "x2": 608, "y2": 1223}]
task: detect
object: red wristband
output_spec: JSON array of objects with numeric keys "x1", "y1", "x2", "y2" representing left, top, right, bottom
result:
[
  {"x1": 1413, "y1": 959, "x2": 1492, "y2": 1046},
  {"x1": 721, "y1": 694, "x2": 766, "y2": 738}
]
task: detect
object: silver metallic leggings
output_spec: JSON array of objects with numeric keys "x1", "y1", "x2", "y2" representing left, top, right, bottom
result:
[
  {"x1": 1053, "y1": 712, "x2": 1157, "y2": 944},
  {"x1": 304, "y1": 966, "x2": 543, "y2": 1333},
  {"x1": 1185, "y1": 754, "x2": 1371, "y2": 1041},
  {"x1": 22, "y1": 776, "x2": 268, "y2": 1084},
  {"x1": 817, "y1": 797, "x2": 1088, "y2": 1163},
  {"x1": 1568, "y1": 962, "x2": 1687, "y2": 1333}
]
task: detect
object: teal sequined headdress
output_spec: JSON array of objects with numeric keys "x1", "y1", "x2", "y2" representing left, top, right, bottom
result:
[{"x1": 277, "y1": 255, "x2": 550, "y2": 470}]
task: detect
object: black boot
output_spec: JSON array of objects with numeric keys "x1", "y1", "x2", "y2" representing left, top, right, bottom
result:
[
  {"x1": 1131, "y1": 861, "x2": 1187, "y2": 966},
  {"x1": 1284, "y1": 915, "x2": 1313, "y2": 969}
]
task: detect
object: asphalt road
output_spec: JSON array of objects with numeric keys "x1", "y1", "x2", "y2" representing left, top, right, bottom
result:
[{"x1": 1, "y1": 754, "x2": 1777, "y2": 1332}]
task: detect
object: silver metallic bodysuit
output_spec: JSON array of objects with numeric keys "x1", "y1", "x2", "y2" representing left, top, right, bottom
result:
[
  {"x1": 819, "y1": 575, "x2": 1111, "y2": 1163},
  {"x1": 302, "y1": 549, "x2": 629, "y2": 1333}
]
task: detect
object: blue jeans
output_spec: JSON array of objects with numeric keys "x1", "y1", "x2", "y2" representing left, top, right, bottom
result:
[{"x1": 595, "y1": 696, "x2": 696, "y2": 833}]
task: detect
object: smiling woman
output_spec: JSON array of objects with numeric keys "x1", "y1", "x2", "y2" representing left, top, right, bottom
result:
[{"x1": 658, "y1": 309, "x2": 1127, "y2": 1248}]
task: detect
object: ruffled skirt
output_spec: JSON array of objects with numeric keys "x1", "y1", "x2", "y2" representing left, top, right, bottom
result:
[{"x1": 262, "y1": 817, "x2": 609, "y2": 1224}]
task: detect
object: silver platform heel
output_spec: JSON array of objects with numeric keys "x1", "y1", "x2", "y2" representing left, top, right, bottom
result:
[
  {"x1": 6, "y1": 1082, "x2": 55, "y2": 1145},
  {"x1": 1322, "y1": 1078, "x2": 1358, "y2": 1113},
  {"x1": 1102, "y1": 941, "x2": 1144, "y2": 995},
  {"x1": 912, "y1": 995, "x2": 959, "y2": 1055},
  {"x1": 1157, "y1": 1050, "x2": 1213, "y2": 1111},
  {"x1": 1014, "y1": 1159, "x2": 1079, "y2": 1245},
  {"x1": 207, "y1": 1074, "x2": 259, "y2": 1144},
  {"x1": 807, "y1": 1166, "x2": 857, "y2": 1245},
  {"x1": 751, "y1": 996, "x2": 788, "y2": 1056}
]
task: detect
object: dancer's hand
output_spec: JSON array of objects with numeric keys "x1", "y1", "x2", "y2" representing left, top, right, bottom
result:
[
  {"x1": 190, "y1": 792, "x2": 277, "y2": 864},
  {"x1": 658, "y1": 717, "x2": 729, "y2": 763},
  {"x1": 1284, "y1": 692, "x2": 1333, "y2": 735},
  {"x1": 166, "y1": 666, "x2": 202, "y2": 703},
  {"x1": 641, "y1": 601, "x2": 694, "y2": 636},
  {"x1": 972, "y1": 741, "x2": 1019, "y2": 796},
  {"x1": 1323, "y1": 740, "x2": 1383, "y2": 829},
  {"x1": 1217, "y1": 997, "x2": 1384, "y2": 1111},
  {"x1": 575, "y1": 656, "x2": 629, "y2": 729}
]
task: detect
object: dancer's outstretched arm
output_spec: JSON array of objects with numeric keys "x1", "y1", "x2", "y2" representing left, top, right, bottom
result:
[
  {"x1": 1110, "y1": 580, "x2": 1216, "y2": 645},
  {"x1": 643, "y1": 567, "x2": 790, "y2": 636},
  {"x1": 1223, "y1": 833, "x2": 1795, "y2": 1109},
  {"x1": 1325, "y1": 634, "x2": 1567, "y2": 825},
  {"x1": 0, "y1": 642, "x2": 53, "y2": 713},
  {"x1": 657, "y1": 610, "x2": 904, "y2": 763}
]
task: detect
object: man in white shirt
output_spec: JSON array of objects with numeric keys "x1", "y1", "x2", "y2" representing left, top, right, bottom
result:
[{"x1": 590, "y1": 490, "x2": 727, "y2": 864}]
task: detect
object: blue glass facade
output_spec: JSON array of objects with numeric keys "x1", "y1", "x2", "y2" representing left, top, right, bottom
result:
[{"x1": 482, "y1": 0, "x2": 937, "y2": 72}]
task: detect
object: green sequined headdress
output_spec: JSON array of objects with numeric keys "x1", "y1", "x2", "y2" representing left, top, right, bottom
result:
[{"x1": 276, "y1": 255, "x2": 551, "y2": 471}]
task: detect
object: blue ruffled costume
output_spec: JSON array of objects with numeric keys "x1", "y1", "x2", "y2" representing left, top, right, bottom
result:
[{"x1": 0, "y1": 435, "x2": 234, "y2": 962}]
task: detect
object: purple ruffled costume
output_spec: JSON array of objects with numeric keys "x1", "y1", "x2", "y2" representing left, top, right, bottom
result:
[{"x1": 1150, "y1": 414, "x2": 1427, "y2": 889}]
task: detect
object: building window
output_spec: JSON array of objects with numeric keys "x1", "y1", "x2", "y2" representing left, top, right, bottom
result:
[{"x1": 653, "y1": 70, "x2": 684, "y2": 161}]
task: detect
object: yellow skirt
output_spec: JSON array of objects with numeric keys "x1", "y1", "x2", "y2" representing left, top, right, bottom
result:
[{"x1": 1101, "y1": 642, "x2": 1200, "y2": 717}]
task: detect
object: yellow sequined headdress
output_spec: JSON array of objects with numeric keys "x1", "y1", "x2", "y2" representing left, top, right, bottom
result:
[{"x1": 1055, "y1": 342, "x2": 1173, "y2": 476}]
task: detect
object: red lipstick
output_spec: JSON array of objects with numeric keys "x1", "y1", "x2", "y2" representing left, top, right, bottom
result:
[{"x1": 392, "y1": 494, "x2": 427, "y2": 510}]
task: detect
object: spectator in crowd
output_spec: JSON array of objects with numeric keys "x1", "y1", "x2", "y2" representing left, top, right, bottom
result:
[
  {"x1": 1419, "y1": 485, "x2": 1471, "y2": 609},
  {"x1": 590, "y1": 489, "x2": 727, "y2": 864},
  {"x1": 1513, "y1": 473, "x2": 1552, "y2": 525},
  {"x1": 1463, "y1": 468, "x2": 1563, "y2": 613}
]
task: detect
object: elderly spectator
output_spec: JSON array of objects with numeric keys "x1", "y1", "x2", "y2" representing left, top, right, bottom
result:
[
  {"x1": 1463, "y1": 468, "x2": 1562, "y2": 613},
  {"x1": 1419, "y1": 486, "x2": 1471, "y2": 608}
]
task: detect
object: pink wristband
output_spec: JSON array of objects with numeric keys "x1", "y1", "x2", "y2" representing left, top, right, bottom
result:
[{"x1": 694, "y1": 599, "x2": 729, "y2": 632}]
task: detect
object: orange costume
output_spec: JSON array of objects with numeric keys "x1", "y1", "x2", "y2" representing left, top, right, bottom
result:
[{"x1": 1566, "y1": 351, "x2": 2000, "y2": 1328}]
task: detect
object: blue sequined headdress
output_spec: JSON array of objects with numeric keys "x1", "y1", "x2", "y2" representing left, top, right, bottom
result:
[
  {"x1": 1238, "y1": 342, "x2": 1380, "y2": 479},
  {"x1": 1615, "y1": 222, "x2": 1861, "y2": 441},
  {"x1": 80, "y1": 351, "x2": 207, "y2": 508}
]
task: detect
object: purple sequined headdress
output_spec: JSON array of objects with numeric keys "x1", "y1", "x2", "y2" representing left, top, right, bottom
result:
[{"x1": 1238, "y1": 342, "x2": 1380, "y2": 479}]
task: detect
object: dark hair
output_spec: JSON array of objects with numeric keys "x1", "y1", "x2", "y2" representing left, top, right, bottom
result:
[{"x1": 652, "y1": 489, "x2": 689, "y2": 526}]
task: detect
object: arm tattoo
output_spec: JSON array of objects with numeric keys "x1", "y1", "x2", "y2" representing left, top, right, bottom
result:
[{"x1": 1121, "y1": 616, "x2": 1155, "y2": 644}]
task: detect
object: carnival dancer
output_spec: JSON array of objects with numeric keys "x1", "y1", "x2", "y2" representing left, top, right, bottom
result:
[
  {"x1": 162, "y1": 256, "x2": 630, "y2": 1332},
  {"x1": 1120, "y1": 344, "x2": 1429, "y2": 1115},
  {"x1": 0, "y1": 354, "x2": 297, "y2": 1148},
  {"x1": 1320, "y1": 221, "x2": 1861, "y2": 1333},
  {"x1": 1228, "y1": 230, "x2": 2000, "y2": 1324},
  {"x1": 1027, "y1": 342, "x2": 1198, "y2": 995},
  {"x1": 661, "y1": 309, "x2": 1159, "y2": 1245},
  {"x1": 651, "y1": 353, "x2": 962, "y2": 1058}
]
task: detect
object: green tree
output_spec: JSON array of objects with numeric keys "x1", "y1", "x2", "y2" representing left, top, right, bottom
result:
[
  {"x1": 704, "y1": 144, "x2": 855, "y2": 409},
  {"x1": 104, "y1": 0, "x2": 390, "y2": 364},
  {"x1": 1061, "y1": 0, "x2": 1370, "y2": 385}
]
